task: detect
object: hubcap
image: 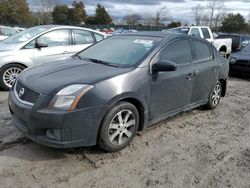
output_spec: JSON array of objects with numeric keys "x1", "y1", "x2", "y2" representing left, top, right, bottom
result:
[
  {"x1": 3, "y1": 67, "x2": 22, "y2": 88},
  {"x1": 212, "y1": 83, "x2": 221, "y2": 106},
  {"x1": 108, "y1": 110, "x2": 136, "y2": 145}
]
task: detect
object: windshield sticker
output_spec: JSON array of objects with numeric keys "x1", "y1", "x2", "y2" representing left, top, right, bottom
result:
[
  {"x1": 133, "y1": 39, "x2": 153, "y2": 45},
  {"x1": 181, "y1": 29, "x2": 189, "y2": 31}
]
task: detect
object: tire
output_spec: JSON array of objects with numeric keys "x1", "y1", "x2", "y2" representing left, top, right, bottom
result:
[
  {"x1": 98, "y1": 102, "x2": 139, "y2": 152},
  {"x1": 0, "y1": 64, "x2": 25, "y2": 91},
  {"x1": 206, "y1": 81, "x2": 222, "y2": 110}
]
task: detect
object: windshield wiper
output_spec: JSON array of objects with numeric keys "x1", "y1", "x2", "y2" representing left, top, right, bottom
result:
[{"x1": 82, "y1": 58, "x2": 120, "y2": 67}]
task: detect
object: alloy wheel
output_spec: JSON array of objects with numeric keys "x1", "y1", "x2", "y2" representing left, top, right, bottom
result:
[
  {"x1": 211, "y1": 83, "x2": 221, "y2": 107},
  {"x1": 108, "y1": 110, "x2": 136, "y2": 145},
  {"x1": 3, "y1": 67, "x2": 22, "y2": 88}
]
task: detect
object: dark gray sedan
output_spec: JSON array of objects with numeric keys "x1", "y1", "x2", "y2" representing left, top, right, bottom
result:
[
  {"x1": 9, "y1": 32, "x2": 229, "y2": 152},
  {"x1": 228, "y1": 44, "x2": 250, "y2": 75}
]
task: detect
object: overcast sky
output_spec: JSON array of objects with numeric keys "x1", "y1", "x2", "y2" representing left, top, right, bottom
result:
[{"x1": 29, "y1": 0, "x2": 250, "y2": 23}]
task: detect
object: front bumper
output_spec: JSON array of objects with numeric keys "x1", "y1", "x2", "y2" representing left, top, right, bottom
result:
[
  {"x1": 230, "y1": 64, "x2": 250, "y2": 75},
  {"x1": 8, "y1": 89, "x2": 105, "y2": 148}
]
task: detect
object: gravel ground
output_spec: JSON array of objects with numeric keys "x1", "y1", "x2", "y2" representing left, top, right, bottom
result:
[{"x1": 0, "y1": 77, "x2": 250, "y2": 188}]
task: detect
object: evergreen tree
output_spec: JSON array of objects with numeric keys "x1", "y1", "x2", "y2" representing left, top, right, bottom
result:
[
  {"x1": 69, "y1": 0, "x2": 87, "y2": 25},
  {"x1": 52, "y1": 5, "x2": 69, "y2": 24},
  {"x1": 0, "y1": 0, "x2": 33, "y2": 25},
  {"x1": 220, "y1": 13, "x2": 248, "y2": 33},
  {"x1": 94, "y1": 3, "x2": 112, "y2": 25}
]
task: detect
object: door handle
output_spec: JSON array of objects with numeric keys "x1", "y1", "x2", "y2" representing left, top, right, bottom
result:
[
  {"x1": 186, "y1": 73, "x2": 194, "y2": 80},
  {"x1": 212, "y1": 66, "x2": 217, "y2": 72},
  {"x1": 63, "y1": 51, "x2": 70, "y2": 54}
]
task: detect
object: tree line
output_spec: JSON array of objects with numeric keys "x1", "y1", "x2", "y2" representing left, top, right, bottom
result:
[{"x1": 0, "y1": 0, "x2": 249, "y2": 33}]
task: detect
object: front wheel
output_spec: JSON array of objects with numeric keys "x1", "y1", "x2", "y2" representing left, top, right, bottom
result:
[
  {"x1": 206, "y1": 81, "x2": 222, "y2": 110},
  {"x1": 98, "y1": 102, "x2": 139, "y2": 152},
  {"x1": 0, "y1": 64, "x2": 25, "y2": 90}
]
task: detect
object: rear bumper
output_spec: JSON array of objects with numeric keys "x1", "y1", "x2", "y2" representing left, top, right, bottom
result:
[{"x1": 9, "y1": 89, "x2": 105, "y2": 148}]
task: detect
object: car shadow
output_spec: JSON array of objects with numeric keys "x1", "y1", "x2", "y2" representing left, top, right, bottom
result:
[{"x1": 229, "y1": 74, "x2": 250, "y2": 81}]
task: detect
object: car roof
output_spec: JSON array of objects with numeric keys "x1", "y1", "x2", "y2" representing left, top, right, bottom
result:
[
  {"x1": 31, "y1": 25, "x2": 106, "y2": 36},
  {"x1": 118, "y1": 31, "x2": 203, "y2": 42},
  {"x1": 119, "y1": 31, "x2": 186, "y2": 38}
]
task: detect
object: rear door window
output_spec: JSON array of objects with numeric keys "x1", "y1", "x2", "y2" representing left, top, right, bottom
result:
[
  {"x1": 73, "y1": 29, "x2": 94, "y2": 45},
  {"x1": 193, "y1": 40, "x2": 213, "y2": 62},
  {"x1": 201, "y1": 28, "x2": 211, "y2": 39},
  {"x1": 160, "y1": 39, "x2": 191, "y2": 65}
]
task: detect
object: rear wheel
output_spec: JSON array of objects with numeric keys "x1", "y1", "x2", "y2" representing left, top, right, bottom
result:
[
  {"x1": 98, "y1": 102, "x2": 139, "y2": 152},
  {"x1": 0, "y1": 64, "x2": 25, "y2": 90},
  {"x1": 206, "y1": 81, "x2": 222, "y2": 110}
]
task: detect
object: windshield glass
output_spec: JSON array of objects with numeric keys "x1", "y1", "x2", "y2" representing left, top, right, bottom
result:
[
  {"x1": 78, "y1": 36, "x2": 161, "y2": 67},
  {"x1": 167, "y1": 28, "x2": 190, "y2": 34},
  {"x1": 243, "y1": 44, "x2": 250, "y2": 52},
  {"x1": 2, "y1": 27, "x2": 49, "y2": 44}
]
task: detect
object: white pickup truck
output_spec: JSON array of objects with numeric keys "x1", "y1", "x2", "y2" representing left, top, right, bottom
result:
[{"x1": 167, "y1": 26, "x2": 232, "y2": 57}]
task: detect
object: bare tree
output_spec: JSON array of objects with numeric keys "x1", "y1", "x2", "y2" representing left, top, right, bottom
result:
[
  {"x1": 155, "y1": 6, "x2": 170, "y2": 27},
  {"x1": 192, "y1": 4, "x2": 204, "y2": 26},
  {"x1": 200, "y1": 14, "x2": 210, "y2": 26},
  {"x1": 214, "y1": 7, "x2": 228, "y2": 28},
  {"x1": 124, "y1": 14, "x2": 142, "y2": 26},
  {"x1": 33, "y1": 0, "x2": 58, "y2": 24},
  {"x1": 206, "y1": 0, "x2": 224, "y2": 28}
]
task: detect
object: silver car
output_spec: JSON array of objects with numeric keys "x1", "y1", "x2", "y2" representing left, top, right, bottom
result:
[
  {"x1": 0, "y1": 26, "x2": 19, "y2": 41},
  {"x1": 0, "y1": 25, "x2": 106, "y2": 90}
]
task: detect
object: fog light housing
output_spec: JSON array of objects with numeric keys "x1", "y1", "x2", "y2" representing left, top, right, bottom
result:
[{"x1": 46, "y1": 129, "x2": 61, "y2": 141}]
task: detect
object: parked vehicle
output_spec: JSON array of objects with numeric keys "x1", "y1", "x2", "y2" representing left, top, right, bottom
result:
[
  {"x1": 215, "y1": 33, "x2": 250, "y2": 53},
  {"x1": 0, "y1": 26, "x2": 19, "y2": 41},
  {"x1": 228, "y1": 44, "x2": 250, "y2": 75},
  {"x1": 110, "y1": 28, "x2": 137, "y2": 36},
  {"x1": 0, "y1": 25, "x2": 106, "y2": 90},
  {"x1": 9, "y1": 32, "x2": 229, "y2": 152},
  {"x1": 166, "y1": 26, "x2": 232, "y2": 57}
]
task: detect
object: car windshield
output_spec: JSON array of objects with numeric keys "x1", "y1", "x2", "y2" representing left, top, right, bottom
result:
[
  {"x1": 242, "y1": 44, "x2": 250, "y2": 52},
  {"x1": 167, "y1": 28, "x2": 190, "y2": 34},
  {"x1": 2, "y1": 26, "x2": 49, "y2": 44},
  {"x1": 78, "y1": 36, "x2": 161, "y2": 67}
]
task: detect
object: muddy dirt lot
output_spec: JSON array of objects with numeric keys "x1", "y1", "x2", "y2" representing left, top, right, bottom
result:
[{"x1": 0, "y1": 77, "x2": 250, "y2": 188}]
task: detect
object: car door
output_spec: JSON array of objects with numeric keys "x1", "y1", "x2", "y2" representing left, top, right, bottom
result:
[
  {"x1": 149, "y1": 39, "x2": 194, "y2": 120},
  {"x1": 190, "y1": 39, "x2": 218, "y2": 104},
  {"x1": 33, "y1": 29, "x2": 72, "y2": 65},
  {"x1": 71, "y1": 29, "x2": 95, "y2": 53}
]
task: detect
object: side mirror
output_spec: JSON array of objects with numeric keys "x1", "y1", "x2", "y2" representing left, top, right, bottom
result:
[
  {"x1": 152, "y1": 61, "x2": 177, "y2": 72},
  {"x1": 35, "y1": 42, "x2": 48, "y2": 49}
]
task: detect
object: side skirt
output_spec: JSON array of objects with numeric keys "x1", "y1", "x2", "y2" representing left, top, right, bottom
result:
[{"x1": 147, "y1": 100, "x2": 208, "y2": 128}]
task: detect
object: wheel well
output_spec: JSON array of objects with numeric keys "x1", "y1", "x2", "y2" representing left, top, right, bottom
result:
[
  {"x1": 219, "y1": 79, "x2": 226, "y2": 97},
  {"x1": 1, "y1": 63, "x2": 27, "y2": 69},
  {"x1": 219, "y1": 46, "x2": 227, "y2": 52},
  {"x1": 119, "y1": 98, "x2": 145, "y2": 131}
]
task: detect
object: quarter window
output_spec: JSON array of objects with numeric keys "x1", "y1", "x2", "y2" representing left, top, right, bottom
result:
[
  {"x1": 73, "y1": 30, "x2": 94, "y2": 45},
  {"x1": 37, "y1": 29, "x2": 70, "y2": 47},
  {"x1": 193, "y1": 40, "x2": 213, "y2": 62},
  {"x1": 160, "y1": 39, "x2": 191, "y2": 65},
  {"x1": 94, "y1": 33, "x2": 104, "y2": 42}
]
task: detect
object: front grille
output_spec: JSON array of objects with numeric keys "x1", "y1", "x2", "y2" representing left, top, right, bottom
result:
[
  {"x1": 235, "y1": 60, "x2": 250, "y2": 68},
  {"x1": 15, "y1": 81, "x2": 40, "y2": 104}
]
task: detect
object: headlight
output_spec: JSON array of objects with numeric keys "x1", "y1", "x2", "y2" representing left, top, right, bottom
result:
[
  {"x1": 228, "y1": 56, "x2": 237, "y2": 63},
  {"x1": 49, "y1": 84, "x2": 94, "y2": 110}
]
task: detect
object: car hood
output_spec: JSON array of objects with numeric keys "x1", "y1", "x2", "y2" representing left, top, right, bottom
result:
[
  {"x1": 0, "y1": 42, "x2": 18, "y2": 52},
  {"x1": 231, "y1": 51, "x2": 250, "y2": 60},
  {"x1": 18, "y1": 59, "x2": 132, "y2": 95}
]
